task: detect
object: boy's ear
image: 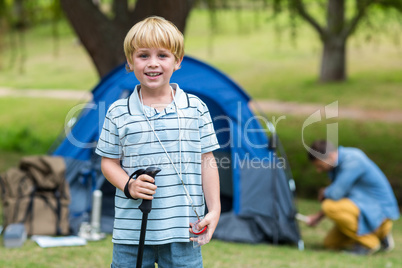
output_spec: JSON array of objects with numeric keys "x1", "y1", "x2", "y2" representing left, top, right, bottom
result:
[
  {"x1": 126, "y1": 59, "x2": 133, "y2": 71},
  {"x1": 174, "y1": 56, "x2": 184, "y2": 71}
]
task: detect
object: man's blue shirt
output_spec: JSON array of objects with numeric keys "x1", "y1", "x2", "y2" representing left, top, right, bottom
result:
[{"x1": 324, "y1": 146, "x2": 400, "y2": 235}]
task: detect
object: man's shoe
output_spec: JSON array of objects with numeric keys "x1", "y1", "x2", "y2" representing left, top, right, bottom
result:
[
  {"x1": 345, "y1": 244, "x2": 380, "y2": 256},
  {"x1": 381, "y1": 233, "x2": 395, "y2": 252}
]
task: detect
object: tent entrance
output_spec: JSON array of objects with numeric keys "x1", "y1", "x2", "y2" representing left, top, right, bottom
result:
[{"x1": 214, "y1": 150, "x2": 233, "y2": 213}]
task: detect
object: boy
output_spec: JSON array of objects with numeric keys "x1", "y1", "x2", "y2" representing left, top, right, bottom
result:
[{"x1": 95, "y1": 16, "x2": 221, "y2": 267}]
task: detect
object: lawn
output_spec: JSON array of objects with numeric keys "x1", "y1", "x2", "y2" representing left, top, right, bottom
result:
[{"x1": 0, "y1": 199, "x2": 400, "y2": 268}]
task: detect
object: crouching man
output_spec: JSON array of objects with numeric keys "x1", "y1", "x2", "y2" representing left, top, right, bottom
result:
[{"x1": 306, "y1": 140, "x2": 399, "y2": 255}]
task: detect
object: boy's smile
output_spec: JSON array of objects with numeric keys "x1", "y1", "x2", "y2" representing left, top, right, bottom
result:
[
  {"x1": 129, "y1": 47, "x2": 182, "y2": 93},
  {"x1": 146, "y1": 72, "x2": 162, "y2": 77}
]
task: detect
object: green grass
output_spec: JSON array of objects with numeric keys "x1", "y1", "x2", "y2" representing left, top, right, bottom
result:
[
  {"x1": 0, "y1": 199, "x2": 400, "y2": 267},
  {"x1": 0, "y1": 97, "x2": 82, "y2": 172},
  {"x1": 0, "y1": 97, "x2": 80, "y2": 155},
  {"x1": 203, "y1": 199, "x2": 402, "y2": 268},
  {"x1": 0, "y1": 234, "x2": 113, "y2": 267}
]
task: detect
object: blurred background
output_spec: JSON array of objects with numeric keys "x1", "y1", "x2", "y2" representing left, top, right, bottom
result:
[{"x1": 1, "y1": 0, "x2": 401, "y2": 202}]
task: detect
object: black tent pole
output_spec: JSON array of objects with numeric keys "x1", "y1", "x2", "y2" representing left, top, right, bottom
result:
[
  {"x1": 269, "y1": 132, "x2": 279, "y2": 245},
  {"x1": 136, "y1": 167, "x2": 161, "y2": 268}
]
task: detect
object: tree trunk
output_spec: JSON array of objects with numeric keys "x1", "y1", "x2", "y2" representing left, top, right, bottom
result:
[
  {"x1": 319, "y1": 0, "x2": 346, "y2": 82},
  {"x1": 319, "y1": 37, "x2": 346, "y2": 82},
  {"x1": 60, "y1": 0, "x2": 124, "y2": 78},
  {"x1": 132, "y1": 0, "x2": 194, "y2": 33},
  {"x1": 60, "y1": 0, "x2": 195, "y2": 78}
]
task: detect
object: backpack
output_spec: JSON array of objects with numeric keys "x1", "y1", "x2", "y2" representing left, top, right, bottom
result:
[{"x1": 0, "y1": 156, "x2": 70, "y2": 236}]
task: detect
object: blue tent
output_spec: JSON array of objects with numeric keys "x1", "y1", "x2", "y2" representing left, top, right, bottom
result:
[{"x1": 52, "y1": 55, "x2": 302, "y2": 246}]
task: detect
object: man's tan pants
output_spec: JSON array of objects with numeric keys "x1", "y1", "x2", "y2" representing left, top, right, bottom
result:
[{"x1": 321, "y1": 198, "x2": 392, "y2": 250}]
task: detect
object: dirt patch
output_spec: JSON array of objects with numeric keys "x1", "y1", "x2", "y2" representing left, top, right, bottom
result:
[
  {"x1": 1, "y1": 87, "x2": 401, "y2": 123},
  {"x1": 249, "y1": 100, "x2": 402, "y2": 123},
  {"x1": 0, "y1": 88, "x2": 92, "y2": 101}
]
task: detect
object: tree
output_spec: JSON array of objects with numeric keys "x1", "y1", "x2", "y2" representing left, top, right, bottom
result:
[
  {"x1": 60, "y1": 0, "x2": 196, "y2": 77},
  {"x1": 0, "y1": 0, "x2": 196, "y2": 77},
  {"x1": 284, "y1": 0, "x2": 402, "y2": 82},
  {"x1": 1, "y1": 0, "x2": 401, "y2": 81}
]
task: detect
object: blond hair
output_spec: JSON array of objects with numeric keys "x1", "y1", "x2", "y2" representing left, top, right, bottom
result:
[{"x1": 124, "y1": 16, "x2": 184, "y2": 68}]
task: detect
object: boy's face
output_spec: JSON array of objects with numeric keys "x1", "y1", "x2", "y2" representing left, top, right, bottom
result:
[{"x1": 128, "y1": 47, "x2": 182, "y2": 93}]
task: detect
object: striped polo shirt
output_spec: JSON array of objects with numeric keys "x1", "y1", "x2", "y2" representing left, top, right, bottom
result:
[{"x1": 95, "y1": 83, "x2": 220, "y2": 245}]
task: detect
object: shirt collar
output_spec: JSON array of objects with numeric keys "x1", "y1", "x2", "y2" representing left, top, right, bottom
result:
[
  {"x1": 335, "y1": 146, "x2": 343, "y2": 166},
  {"x1": 127, "y1": 83, "x2": 189, "y2": 116},
  {"x1": 328, "y1": 146, "x2": 343, "y2": 181}
]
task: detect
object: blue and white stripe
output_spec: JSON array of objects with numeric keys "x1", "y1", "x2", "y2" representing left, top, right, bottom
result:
[{"x1": 95, "y1": 84, "x2": 219, "y2": 245}]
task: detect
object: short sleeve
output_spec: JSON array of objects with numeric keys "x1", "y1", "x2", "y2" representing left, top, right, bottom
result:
[
  {"x1": 198, "y1": 101, "x2": 220, "y2": 154},
  {"x1": 95, "y1": 107, "x2": 121, "y2": 159}
]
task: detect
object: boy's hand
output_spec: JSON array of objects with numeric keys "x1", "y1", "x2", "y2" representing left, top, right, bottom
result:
[
  {"x1": 189, "y1": 210, "x2": 220, "y2": 243},
  {"x1": 128, "y1": 174, "x2": 157, "y2": 200}
]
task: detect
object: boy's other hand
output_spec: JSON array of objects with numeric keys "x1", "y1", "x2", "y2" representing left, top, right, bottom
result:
[
  {"x1": 189, "y1": 210, "x2": 220, "y2": 243},
  {"x1": 129, "y1": 174, "x2": 157, "y2": 200}
]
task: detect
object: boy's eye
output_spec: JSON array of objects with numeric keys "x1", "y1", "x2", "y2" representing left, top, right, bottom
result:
[{"x1": 159, "y1": 54, "x2": 167, "y2": 58}]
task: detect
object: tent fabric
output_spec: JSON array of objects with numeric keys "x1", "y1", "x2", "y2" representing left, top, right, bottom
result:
[
  {"x1": 218, "y1": 161, "x2": 301, "y2": 244},
  {"x1": 214, "y1": 214, "x2": 299, "y2": 244},
  {"x1": 52, "y1": 55, "x2": 301, "y2": 246}
]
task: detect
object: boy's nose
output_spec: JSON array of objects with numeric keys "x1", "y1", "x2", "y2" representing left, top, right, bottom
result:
[{"x1": 148, "y1": 57, "x2": 160, "y2": 67}]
